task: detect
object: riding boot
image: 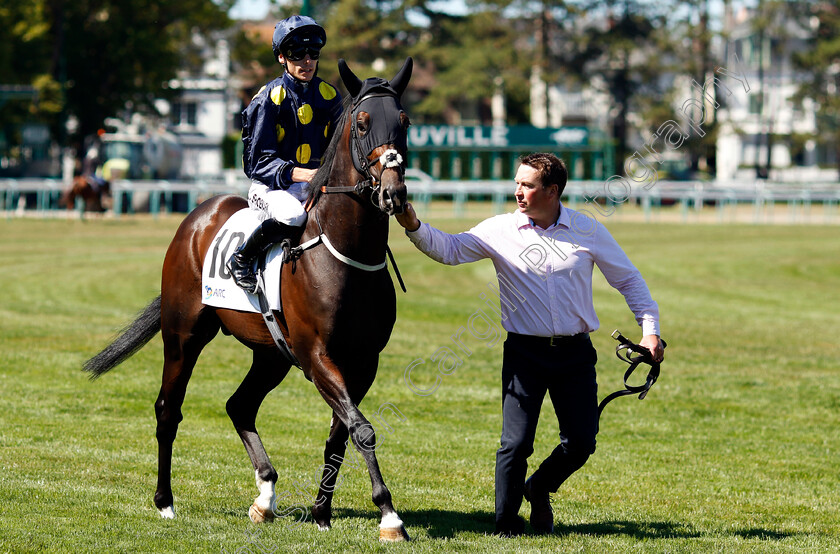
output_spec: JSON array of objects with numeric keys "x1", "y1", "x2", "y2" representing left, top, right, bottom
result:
[{"x1": 227, "y1": 219, "x2": 299, "y2": 294}]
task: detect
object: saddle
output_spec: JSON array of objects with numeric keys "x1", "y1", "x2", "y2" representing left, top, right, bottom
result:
[{"x1": 201, "y1": 209, "x2": 286, "y2": 313}]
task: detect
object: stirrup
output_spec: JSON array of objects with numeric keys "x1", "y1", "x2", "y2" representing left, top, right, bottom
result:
[
  {"x1": 234, "y1": 272, "x2": 258, "y2": 294},
  {"x1": 280, "y1": 238, "x2": 295, "y2": 264}
]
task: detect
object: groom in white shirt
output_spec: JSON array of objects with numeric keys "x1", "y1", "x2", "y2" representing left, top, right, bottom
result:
[{"x1": 396, "y1": 152, "x2": 664, "y2": 536}]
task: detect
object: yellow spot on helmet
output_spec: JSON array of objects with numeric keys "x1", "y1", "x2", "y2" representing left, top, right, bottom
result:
[
  {"x1": 296, "y1": 144, "x2": 312, "y2": 164},
  {"x1": 297, "y1": 104, "x2": 313, "y2": 125},
  {"x1": 270, "y1": 86, "x2": 286, "y2": 105},
  {"x1": 319, "y1": 82, "x2": 337, "y2": 100},
  {"x1": 276, "y1": 124, "x2": 285, "y2": 143}
]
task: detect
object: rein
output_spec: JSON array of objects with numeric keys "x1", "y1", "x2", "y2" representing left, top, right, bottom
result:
[{"x1": 597, "y1": 330, "x2": 667, "y2": 418}]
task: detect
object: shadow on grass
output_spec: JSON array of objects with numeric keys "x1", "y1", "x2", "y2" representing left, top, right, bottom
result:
[
  {"x1": 561, "y1": 520, "x2": 700, "y2": 539},
  {"x1": 331, "y1": 509, "x2": 697, "y2": 539},
  {"x1": 331, "y1": 507, "x2": 495, "y2": 537},
  {"x1": 729, "y1": 528, "x2": 797, "y2": 541},
  {"x1": 327, "y1": 509, "x2": 797, "y2": 543}
]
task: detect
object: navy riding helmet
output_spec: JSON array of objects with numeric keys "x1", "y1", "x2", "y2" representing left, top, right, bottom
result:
[{"x1": 272, "y1": 15, "x2": 327, "y2": 59}]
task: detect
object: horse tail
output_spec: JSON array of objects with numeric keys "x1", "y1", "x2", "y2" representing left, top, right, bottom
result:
[{"x1": 83, "y1": 296, "x2": 162, "y2": 379}]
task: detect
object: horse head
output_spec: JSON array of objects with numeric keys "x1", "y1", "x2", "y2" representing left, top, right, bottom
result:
[{"x1": 339, "y1": 57, "x2": 412, "y2": 216}]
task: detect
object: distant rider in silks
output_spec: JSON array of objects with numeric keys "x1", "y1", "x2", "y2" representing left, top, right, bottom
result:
[{"x1": 227, "y1": 15, "x2": 343, "y2": 293}]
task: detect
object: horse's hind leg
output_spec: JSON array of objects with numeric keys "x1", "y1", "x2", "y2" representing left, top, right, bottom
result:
[
  {"x1": 153, "y1": 307, "x2": 219, "y2": 518},
  {"x1": 311, "y1": 412, "x2": 350, "y2": 530},
  {"x1": 310, "y1": 355, "x2": 409, "y2": 542},
  {"x1": 226, "y1": 348, "x2": 292, "y2": 523}
]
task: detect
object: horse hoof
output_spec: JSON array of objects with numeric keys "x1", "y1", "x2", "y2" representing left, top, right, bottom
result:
[
  {"x1": 249, "y1": 503, "x2": 275, "y2": 524},
  {"x1": 379, "y1": 525, "x2": 410, "y2": 542},
  {"x1": 158, "y1": 505, "x2": 175, "y2": 519},
  {"x1": 379, "y1": 512, "x2": 409, "y2": 542}
]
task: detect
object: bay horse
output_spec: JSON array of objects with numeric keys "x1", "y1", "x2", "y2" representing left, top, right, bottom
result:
[
  {"x1": 64, "y1": 175, "x2": 110, "y2": 212},
  {"x1": 83, "y1": 58, "x2": 413, "y2": 542}
]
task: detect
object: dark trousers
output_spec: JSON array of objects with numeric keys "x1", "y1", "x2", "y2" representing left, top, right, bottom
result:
[{"x1": 495, "y1": 332, "x2": 599, "y2": 528}]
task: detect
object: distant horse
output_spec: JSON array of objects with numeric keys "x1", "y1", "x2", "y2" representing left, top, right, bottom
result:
[
  {"x1": 83, "y1": 58, "x2": 413, "y2": 541},
  {"x1": 63, "y1": 175, "x2": 110, "y2": 212}
]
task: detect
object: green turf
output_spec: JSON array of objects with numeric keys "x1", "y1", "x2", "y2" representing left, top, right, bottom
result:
[{"x1": 1, "y1": 211, "x2": 838, "y2": 553}]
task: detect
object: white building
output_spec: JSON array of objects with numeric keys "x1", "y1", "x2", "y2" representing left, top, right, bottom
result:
[
  {"x1": 165, "y1": 31, "x2": 242, "y2": 179},
  {"x1": 531, "y1": 7, "x2": 823, "y2": 183},
  {"x1": 715, "y1": 8, "x2": 819, "y2": 182}
]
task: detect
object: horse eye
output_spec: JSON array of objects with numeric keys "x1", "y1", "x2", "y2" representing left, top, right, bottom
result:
[{"x1": 356, "y1": 112, "x2": 370, "y2": 136}]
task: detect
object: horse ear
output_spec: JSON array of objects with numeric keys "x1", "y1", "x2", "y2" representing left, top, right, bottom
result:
[
  {"x1": 338, "y1": 59, "x2": 363, "y2": 98},
  {"x1": 390, "y1": 57, "x2": 413, "y2": 97}
]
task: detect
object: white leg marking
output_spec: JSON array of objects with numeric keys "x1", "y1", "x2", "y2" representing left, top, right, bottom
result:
[
  {"x1": 159, "y1": 505, "x2": 175, "y2": 519},
  {"x1": 255, "y1": 469, "x2": 277, "y2": 513},
  {"x1": 379, "y1": 511, "x2": 404, "y2": 529}
]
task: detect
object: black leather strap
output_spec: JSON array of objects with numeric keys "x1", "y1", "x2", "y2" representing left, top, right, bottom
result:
[{"x1": 598, "y1": 330, "x2": 666, "y2": 418}]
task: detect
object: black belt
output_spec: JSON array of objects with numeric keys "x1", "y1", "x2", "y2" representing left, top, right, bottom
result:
[{"x1": 507, "y1": 332, "x2": 590, "y2": 347}]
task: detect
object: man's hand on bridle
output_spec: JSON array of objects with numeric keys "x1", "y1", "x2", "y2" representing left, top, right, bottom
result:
[{"x1": 395, "y1": 202, "x2": 420, "y2": 232}]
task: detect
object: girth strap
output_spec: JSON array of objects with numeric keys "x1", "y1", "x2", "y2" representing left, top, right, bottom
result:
[
  {"x1": 255, "y1": 272, "x2": 300, "y2": 368},
  {"x1": 290, "y1": 233, "x2": 386, "y2": 271}
]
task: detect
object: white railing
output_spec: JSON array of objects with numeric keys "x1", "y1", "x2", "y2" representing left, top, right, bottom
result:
[{"x1": 2, "y1": 174, "x2": 839, "y2": 224}]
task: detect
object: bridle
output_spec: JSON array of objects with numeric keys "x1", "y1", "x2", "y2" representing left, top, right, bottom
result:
[
  {"x1": 318, "y1": 92, "x2": 407, "y2": 212},
  {"x1": 294, "y1": 91, "x2": 409, "y2": 291},
  {"x1": 597, "y1": 329, "x2": 667, "y2": 418},
  {"x1": 317, "y1": 149, "x2": 404, "y2": 211}
]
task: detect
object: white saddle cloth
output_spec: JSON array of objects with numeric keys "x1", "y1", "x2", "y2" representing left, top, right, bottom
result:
[{"x1": 200, "y1": 209, "x2": 286, "y2": 313}]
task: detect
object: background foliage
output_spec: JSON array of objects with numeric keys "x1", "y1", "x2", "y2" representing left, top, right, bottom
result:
[
  {"x1": 0, "y1": 0, "x2": 235, "y2": 153},
  {"x1": 4, "y1": 0, "x2": 840, "y2": 171}
]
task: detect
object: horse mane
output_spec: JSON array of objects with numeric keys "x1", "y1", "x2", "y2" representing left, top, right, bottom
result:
[{"x1": 306, "y1": 94, "x2": 354, "y2": 202}]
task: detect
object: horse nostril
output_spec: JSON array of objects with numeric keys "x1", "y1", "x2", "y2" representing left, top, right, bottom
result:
[{"x1": 381, "y1": 189, "x2": 393, "y2": 208}]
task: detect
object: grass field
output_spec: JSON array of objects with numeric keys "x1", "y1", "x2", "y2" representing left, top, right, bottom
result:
[{"x1": 1, "y1": 205, "x2": 839, "y2": 553}]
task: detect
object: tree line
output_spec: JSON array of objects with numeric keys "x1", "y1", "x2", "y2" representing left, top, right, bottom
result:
[{"x1": 2, "y1": 0, "x2": 837, "y2": 176}]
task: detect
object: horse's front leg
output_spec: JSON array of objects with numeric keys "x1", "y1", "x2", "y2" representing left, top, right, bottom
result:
[{"x1": 309, "y1": 356, "x2": 409, "y2": 542}]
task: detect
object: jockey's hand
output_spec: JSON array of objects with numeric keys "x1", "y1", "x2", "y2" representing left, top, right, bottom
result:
[
  {"x1": 395, "y1": 202, "x2": 421, "y2": 232},
  {"x1": 639, "y1": 334, "x2": 664, "y2": 364},
  {"x1": 291, "y1": 167, "x2": 317, "y2": 183}
]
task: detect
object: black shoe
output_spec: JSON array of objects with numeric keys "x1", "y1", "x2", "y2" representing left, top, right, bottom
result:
[
  {"x1": 227, "y1": 250, "x2": 259, "y2": 294},
  {"x1": 524, "y1": 476, "x2": 554, "y2": 535},
  {"x1": 493, "y1": 515, "x2": 525, "y2": 537},
  {"x1": 226, "y1": 219, "x2": 299, "y2": 294}
]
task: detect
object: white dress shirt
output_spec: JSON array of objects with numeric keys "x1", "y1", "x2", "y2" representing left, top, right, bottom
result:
[{"x1": 406, "y1": 203, "x2": 660, "y2": 337}]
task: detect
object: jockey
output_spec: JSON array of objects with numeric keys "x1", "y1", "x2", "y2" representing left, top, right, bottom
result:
[
  {"x1": 82, "y1": 139, "x2": 108, "y2": 192},
  {"x1": 227, "y1": 15, "x2": 343, "y2": 294}
]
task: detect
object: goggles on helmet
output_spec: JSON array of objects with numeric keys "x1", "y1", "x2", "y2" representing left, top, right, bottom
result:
[{"x1": 282, "y1": 35, "x2": 324, "y2": 61}]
